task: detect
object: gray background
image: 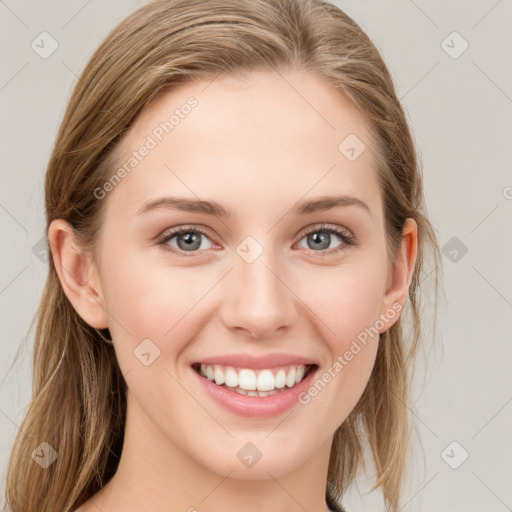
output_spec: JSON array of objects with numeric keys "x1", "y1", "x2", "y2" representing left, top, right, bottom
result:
[{"x1": 1, "y1": 1, "x2": 511, "y2": 511}]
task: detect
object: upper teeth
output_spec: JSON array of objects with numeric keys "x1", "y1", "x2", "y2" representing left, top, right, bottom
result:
[{"x1": 199, "y1": 364, "x2": 307, "y2": 391}]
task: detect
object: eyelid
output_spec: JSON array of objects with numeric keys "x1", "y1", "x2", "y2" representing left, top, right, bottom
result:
[
  {"x1": 298, "y1": 222, "x2": 354, "y2": 241},
  {"x1": 156, "y1": 223, "x2": 213, "y2": 239}
]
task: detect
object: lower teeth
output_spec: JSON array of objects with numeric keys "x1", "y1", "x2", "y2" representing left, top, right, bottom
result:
[{"x1": 222, "y1": 384, "x2": 287, "y2": 397}]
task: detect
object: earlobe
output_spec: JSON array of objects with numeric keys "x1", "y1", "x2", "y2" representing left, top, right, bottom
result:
[
  {"x1": 379, "y1": 218, "x2": 418, "y2": 332},
  {"x1": 48, "y1": 219, "x2": 109, "y2": 329}
]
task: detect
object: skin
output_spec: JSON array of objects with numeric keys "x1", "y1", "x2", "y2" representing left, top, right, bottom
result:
[{"x1": 50, "y1": 69, "x2": 417, "y2": 512}]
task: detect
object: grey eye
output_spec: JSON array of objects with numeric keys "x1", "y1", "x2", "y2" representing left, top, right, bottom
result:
[
  {"x1": 298, "y1": 230, "x2": 343, "y2": 251},
  {"x1": 165, "y1": 231, "x2": 214, "y2": 252}
]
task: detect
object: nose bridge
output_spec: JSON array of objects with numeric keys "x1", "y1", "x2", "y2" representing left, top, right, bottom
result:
[{"x1": 221, "y1": 237, "x2": 297, "y2": 337}]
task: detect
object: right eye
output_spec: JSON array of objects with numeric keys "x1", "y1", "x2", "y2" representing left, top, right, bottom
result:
[{"x1": 157, "y1": 226, "x2": 217, "y2": 256}]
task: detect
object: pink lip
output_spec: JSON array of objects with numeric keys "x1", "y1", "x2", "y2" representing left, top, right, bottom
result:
[
  {"x1": 190, "y1": 364, "x2": 318, "y2": 418},
  {"x1": 192, "y1": 352, "x2": 318, "y2": 370}
]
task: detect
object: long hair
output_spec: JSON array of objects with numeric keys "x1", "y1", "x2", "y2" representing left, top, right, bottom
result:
[{"x1": 4, "y1": 1, "x2": 442, "y2": 510}]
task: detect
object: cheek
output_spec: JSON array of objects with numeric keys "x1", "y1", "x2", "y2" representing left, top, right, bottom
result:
[
  {"x1": 295, "y1": 261, "x2": 386, "y2": 412},
  {"x1": 301, "y1": 261, "x2": 387, "y2": 349},
  {"x1": 100, "y1": 253, "x2": 210, "y2": 356}
]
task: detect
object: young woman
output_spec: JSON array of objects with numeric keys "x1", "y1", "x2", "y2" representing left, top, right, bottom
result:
[{"x1": 4, "y1": 0, "x2": 441, "y2": 511}]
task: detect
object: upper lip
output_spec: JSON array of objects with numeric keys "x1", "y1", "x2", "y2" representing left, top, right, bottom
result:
[{"x1": 193, "y1": 352, "x2": 318, "y2": 370}]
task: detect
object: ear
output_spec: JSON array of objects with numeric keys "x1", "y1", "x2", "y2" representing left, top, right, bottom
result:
[
  {"x1": 378, "y1": 217, "x2": 418, "y2": 332},
  {"x1": 48, "y1": 219, "x2": 109, "y2": 329}
]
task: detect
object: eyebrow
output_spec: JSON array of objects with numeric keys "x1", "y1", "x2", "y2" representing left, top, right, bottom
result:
[
  {"x1": 290, "y1": 195, "x2": 371, "y2": 217},
  {"x1": 137, "y1": 194, "x2": 371, "y2": 218}
]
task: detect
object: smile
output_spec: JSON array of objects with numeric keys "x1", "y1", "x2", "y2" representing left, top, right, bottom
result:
[
  {"x1": 190, "y1": 355, "x2": 319, "y2": 417},
  {"x1": 192, "y1": 363, "x2": 314, "y2": 397}
]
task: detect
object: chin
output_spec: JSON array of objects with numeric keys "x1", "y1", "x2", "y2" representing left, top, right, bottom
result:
[{"x1": 194, "y1": 434, "x2": 315, "y2": 481}]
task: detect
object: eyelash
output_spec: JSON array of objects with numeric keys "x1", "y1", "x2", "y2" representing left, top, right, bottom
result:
[{"x1": 156, "y1": 223, "x2": 357, "y2": 258}]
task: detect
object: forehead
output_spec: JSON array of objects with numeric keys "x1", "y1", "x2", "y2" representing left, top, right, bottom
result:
[
  {"x1": 125, "y1": 69, "x2": 371, "y2": 150},
  {"x1": 107, "y1": 69, "x2": 381, "y2": 219}
]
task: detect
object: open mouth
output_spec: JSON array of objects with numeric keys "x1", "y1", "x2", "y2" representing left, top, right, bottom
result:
[{"x1": 191, "y1": 362, "x2": 317, "y2": 397}]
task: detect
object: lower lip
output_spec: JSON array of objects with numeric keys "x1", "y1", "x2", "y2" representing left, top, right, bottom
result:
[{"x1": 191, "y1": 365, "x2": 318, "y2": 418}]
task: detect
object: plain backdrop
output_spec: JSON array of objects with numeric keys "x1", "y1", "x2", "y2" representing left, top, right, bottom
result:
[{"x1": 1, "y1": 1, "x2": 511, "y2": 511}]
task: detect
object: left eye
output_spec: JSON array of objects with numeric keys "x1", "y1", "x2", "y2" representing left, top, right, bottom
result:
[
  {"x1": 297, "y1": 229, "x2": 343, "y2": 251},
  {"x1": 296, "y1": 224, "x2": 355, "y2": 255}
]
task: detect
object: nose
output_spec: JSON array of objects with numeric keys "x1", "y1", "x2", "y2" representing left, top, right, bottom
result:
[{"x1": 220, "y1": 250, "x2": 298, "y2": 339}]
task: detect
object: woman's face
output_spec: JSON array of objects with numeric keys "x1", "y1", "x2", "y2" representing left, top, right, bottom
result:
[{"x1": 76, "y1": 69, "x2": 415, "y2": 480}]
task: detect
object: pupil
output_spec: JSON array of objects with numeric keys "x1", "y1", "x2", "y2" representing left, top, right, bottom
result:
[
  {"x1": 179, "y1": 232, "x2": 200, "y2": 251},
  {"x1": 310, "y1": 232, "x2": 329, "y2": 250}
]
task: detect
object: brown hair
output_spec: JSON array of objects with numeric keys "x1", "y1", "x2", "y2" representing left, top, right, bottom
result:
[{"x1": 4, "y1": 0, "x2": 442, "y2": 510}]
